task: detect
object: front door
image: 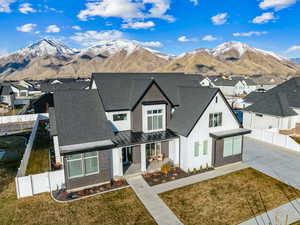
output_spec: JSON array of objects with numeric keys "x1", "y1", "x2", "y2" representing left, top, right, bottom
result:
[{"x1": 122, "y1": 147, "x2": 132, "y2": 165}]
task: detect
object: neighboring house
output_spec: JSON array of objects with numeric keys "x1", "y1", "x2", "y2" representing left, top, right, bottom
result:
[
  {"x1": 243, "y1": 78, "x2": 300, "y2": 131},
  {"x1": 0, "y1": 84, "x2": 15, "y2": 107},
  {"x1": 10, "y1": 83, "x2": 29, "y2": 97},
  {"x1": 241, "y1": 91, "x2": 266, "y2": 109},
  {"x1": 50, "y1": 73, "x2": 250, "y2": 191},
  {"x1": 209, "y1": 76, "x2": 257, "y2": 96}
]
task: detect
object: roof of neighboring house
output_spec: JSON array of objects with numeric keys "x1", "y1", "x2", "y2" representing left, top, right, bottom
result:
[
  {"x1": 209, "y1": 76, "x2": 257, "y2": 87},
  {"x1": 245, "y1": 92, "x2": 297, "y2": 117},
  {"x1": 91, "y1": 73, "x2": 204, "y2": 111},
  {"x1": 0, "y1": 84, "x2": 14, "y2": 96},
  {"x1": 243, "y1": 91, "x2": 266, "y2": 103},
  {"x1": 10, "y1": 83, "x2": 28, "y2": 91},
  {"x1": 40, "y1": 81, "x2": 89, "y2": 93},
  {"x1": 52, "y1": 89, "x2": 114, "y2": 148},
  {"x1": 244, "y1": 77, "x2": 300, "y2": 117},
  {"x1": 168, "y1": 86, "x2": 220, "y2": 136}
]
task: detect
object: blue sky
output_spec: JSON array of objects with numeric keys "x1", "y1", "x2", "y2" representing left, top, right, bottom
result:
[{"x1": 0, "y1": 0, "x2": 300, "y2": 57}]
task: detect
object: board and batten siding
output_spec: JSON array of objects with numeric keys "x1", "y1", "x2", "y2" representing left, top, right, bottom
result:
[
  {"x1": 131, "y1": 83, "x2": 172, "y2": 132},
  {"x1": 179, "y1": 92, "x2": 240, "y2": 171},
  {"x1": 63, "y1": 149, "x2": 113, "y2": 190},
  {"x1": 212, "y1": 137, "x2": 244, "y2": 167}
]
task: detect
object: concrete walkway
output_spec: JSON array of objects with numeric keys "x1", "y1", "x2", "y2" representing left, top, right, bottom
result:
[
  {"x1": 127, "y1": 176, "x2": 183, "y2": 225},
  {"x1": 151, "y1": 162, "x2": 249, "y2": 194},
  {"x1": 239, "y1": 198, "x2": 300, "y2": 225}
]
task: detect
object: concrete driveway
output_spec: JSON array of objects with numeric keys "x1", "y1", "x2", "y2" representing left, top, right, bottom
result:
[{"x1": 243, "y1": 137, "x2": 300, "y2": 189}]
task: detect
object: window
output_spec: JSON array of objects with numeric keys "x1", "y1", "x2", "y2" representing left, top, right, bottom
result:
[
  {"x1": 146, "y1": 143, "x2": 161, "y2": 157},
  {"x1": 147, "y1": 109, "x2": 163, "y2": 131},
  {"x1": 203, "y1": 140, "x2": 208, "y2": 155},
  {"x1": 209, "y1": 113, "x2": 222, "y2": 127},
  {"x1": 215, "y1": 96, "x2": 218, "y2": 103},
  {"x1": 113, "y1": 113, "x2": 127, "y2": 121},
  {"x1": 256, "y1": 114, "x2": 263, "y2": 117},
  {"x1": 223, "y1": 136, "x2": 242, "y2": 157},
  {"x1": 194, "y1": 142, "x2": 200, "y2": 157},
  {"x1": 67, "y1": 152, "x2": 99, "y2": 178}
]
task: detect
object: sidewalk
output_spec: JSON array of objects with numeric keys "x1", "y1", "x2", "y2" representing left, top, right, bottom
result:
[
  {"x1": 239, "y1": 198, "x2": 300, "y2": 225},
  {"x1": 127, "y1": 176, "x2": 183, "y2": 225}
]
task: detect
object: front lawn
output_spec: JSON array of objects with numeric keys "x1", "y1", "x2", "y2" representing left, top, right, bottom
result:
[
  {"x1": 0, "y1": 166, "x2": 156, "y2": 225},
  {"x1": 160, "y1": 168, "x2": 300, "y2": 225}
]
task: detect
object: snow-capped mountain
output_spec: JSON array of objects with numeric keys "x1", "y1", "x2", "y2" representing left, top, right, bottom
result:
[
  {"x1": 0, "y1": 39, "x2": 299, "y2": 80},
  {"x1": 179, "y1": 41, "x2": 287, "y2": 61},
  {"x1": 2, "y1": 38, "x2": 78, "y2": 59}
]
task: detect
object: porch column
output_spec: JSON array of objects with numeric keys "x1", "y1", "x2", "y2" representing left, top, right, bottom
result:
[
  {"x1": 112, "y1": 148, "x2": 123, "y2": 177},
  {"x1": 141, "y1": 144, "x2": 146, "y2": 172}
]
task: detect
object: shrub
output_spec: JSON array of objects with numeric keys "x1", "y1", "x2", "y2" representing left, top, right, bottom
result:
[{"x1": 161, "y1": 164, "x2": 171, "y2": 175}]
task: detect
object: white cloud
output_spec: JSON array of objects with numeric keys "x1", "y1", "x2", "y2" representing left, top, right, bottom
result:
[
  {"x1": 252, "y1": 12, "x2": 276, "y2": 24},
  {"x1": 178, "y1": 36, "x2": 190, "y2": 42},
  {"x1": 139, "y1": 41, "x2": 163, "y2": 48},
  {"x1": 77, "y1": 0, "x2": 174, "y2": 22},
  {"x1": 72, "y1": 25, "x2": 81, "y2": 30},
  {"x1": 0, "y1": 48, "x2": 8, "y2": 56},
  {"x1": 70, "y1": 30, "x2": 124, "y2": 46},
  {"x1": 46, "y1": 25, "x2": 60, "y2": 33},
  {"x1": 202, "y1": 35, "x2": 217, "y2": 41},
  {"x1": 190, "y1": 0, "x2": 198, "y2": 5},
  {"x1": 0, "y1": 0, "x2": 16, "y2": 12},
  {"x1": 122, "y1": 21, "x2": 155, "y2": 29},
  {"x1": 16, "y1": 23, "x2": 37, "y2": 32},
  {"x1": 259, "y1": 0, "x2": 297, "y2": 11},
  {"x1": 233, "y1": 31, "x2": 268, "y2": 37},
  {"x1": 19, "y1": 3, "x2": 36, "y2": 14},
  {"x1": 211, "y1": 13, "x2": 228, "y2": 25},
  {"x1": 286, "y1": 46, "x2": 300, "y2": 53}
]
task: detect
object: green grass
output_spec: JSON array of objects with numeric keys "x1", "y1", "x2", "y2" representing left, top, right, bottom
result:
[
  {"x1": 0, "y1": 166, "x2": 156, "y2": 225},
  {"x1": 26, "y1": 122, "x2": 51, "y2": 175},
  {"x1": 160, "y1": 168, "x2": 300, "y2": 225}
]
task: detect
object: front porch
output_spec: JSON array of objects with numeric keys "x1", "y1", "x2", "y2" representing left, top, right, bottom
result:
[{"x1": 112, "y1": 130, "x2": 180, "y2": 178}]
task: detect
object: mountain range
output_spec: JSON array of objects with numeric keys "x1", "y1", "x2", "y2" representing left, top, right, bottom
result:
[
  {"x1": 0, "y1": 38, "x2": 300, "y2": 80},
  {"x1": 291, "y1": 58, "x2": 300, "y2": 64}
]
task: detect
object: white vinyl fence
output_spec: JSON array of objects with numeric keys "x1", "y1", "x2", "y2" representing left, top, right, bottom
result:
[
  {"x1": 0, "y1": 113, "x2": 48, "y2": 124},
  {"x1": 16, "y1": 117, "x2": 40, "y2": 177},
  {"x1": 15, "y1": 170, "x2": 65, "y2": 198},
  {"x1": 248, "y1": 129, "x2": 300, "y2": 152}
]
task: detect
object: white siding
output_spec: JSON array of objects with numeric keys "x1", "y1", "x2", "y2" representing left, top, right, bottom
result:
[
  {"x1": 243, "y1": 111, "x2": 297, "y2": 130},
  {"x1": 292, "y1": 108, "x2": 300, "y2": 123},
  {"x1": 179, "y1": 92, "x2": 240, "y2": 171},
  {"x1": 91, "y1": 80, "x2": 97, "y2": 89},
  {"x1": 106, "y1": 111, "x2": 131, "y2": 131}
]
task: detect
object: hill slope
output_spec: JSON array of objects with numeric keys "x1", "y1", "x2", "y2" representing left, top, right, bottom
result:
[{"x1": 1, "y1": 39, "x2": 299, "y2": 80}]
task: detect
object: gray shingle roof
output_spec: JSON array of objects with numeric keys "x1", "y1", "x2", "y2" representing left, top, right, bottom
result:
[
  {"x1": 243, "y1": 91, "x2": 265, "y2": 103},
  {"x1": 40, "y1": 81, "x2": 89, "y2": 93},
  {"x1": 244, "y1": 77, "x2": 300, "y2": 117},
  {"x1": 0, "y1": 84, "x2": 13, "y2": 96},
  {"x1": 92, "y1": 73, "x2": 204, "y2": 111},
  {"x1": 210, "y1": 76, "x2": 257, "y2": 87},
  {"x1": 168, "y1": 87, "x2": 219, "y2": 136},
  {"x1": 53, "y1": 89, "x2": 114, "y2": 147}
]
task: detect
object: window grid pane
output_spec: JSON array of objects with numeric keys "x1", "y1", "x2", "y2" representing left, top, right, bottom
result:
[
  {"x1": 194, "y1": 142, "x2": 200, "y2": 157},
  {"x1": 233, "y1": 136, "x2": 242, "y2": 155},
  {"x1": 203, "y1": 140, "x2": 208, "y2": 155},
  {"x1": 223, "y1": 137, "x2": 233, "y2": 157},
  {"x1": 68, "y1": 160, "x2": 83, "y2": 178}
]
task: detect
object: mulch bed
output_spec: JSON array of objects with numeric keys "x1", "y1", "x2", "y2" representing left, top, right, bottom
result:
[
  {"x1": 143, "y1": 167, "x2": 214, "y2": 186},
  {"x1": 53, "y1": 179, "x2": 129, "y2": 202}
]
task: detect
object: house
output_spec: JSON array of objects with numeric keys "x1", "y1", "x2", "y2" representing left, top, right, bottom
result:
[
  {"x1": 10, "y1": 83, "x2": 29, "y2": 97},
  {"x1": 243, "y1": 77, "x2": 300, "y2": 132},
  {"x1": 49, "y1": 73, "x2": 250, "y2": 191},
  {"x1": 0, "y1": 83, "x2": 15, "y2": 108},
  {"x1": 209, "y1": 76, "x2": 257, "y2": 96}
]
